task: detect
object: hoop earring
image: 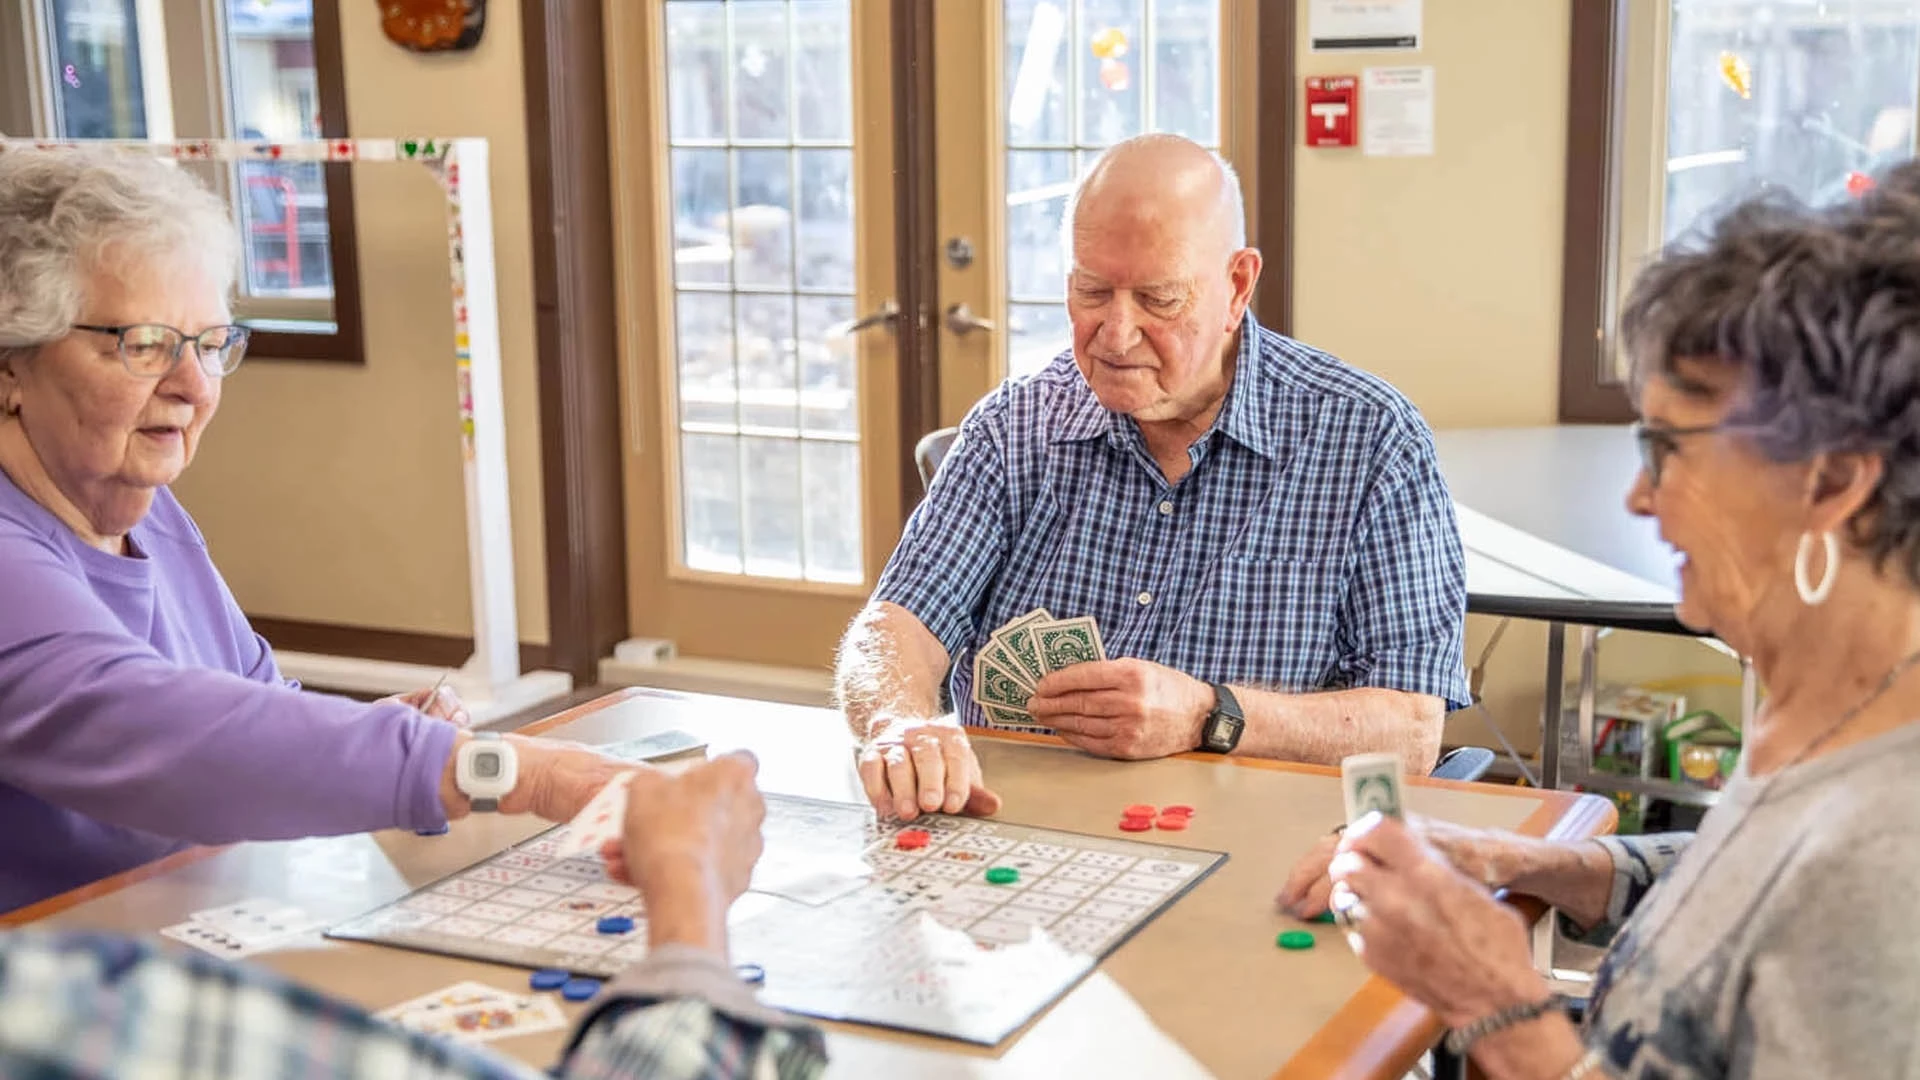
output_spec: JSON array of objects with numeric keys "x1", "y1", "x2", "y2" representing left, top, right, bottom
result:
[{"x1": 1795, "y1": 530, "x2": 1840, "y2": 606}]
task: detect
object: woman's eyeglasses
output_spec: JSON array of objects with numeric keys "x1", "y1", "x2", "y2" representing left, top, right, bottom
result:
[
  {"x1": 1631, "y1": 421, "x2": 1734, "y2": 487},
  {"x1": 72, "y1": 323, "x2": 251, "y2": 379}
]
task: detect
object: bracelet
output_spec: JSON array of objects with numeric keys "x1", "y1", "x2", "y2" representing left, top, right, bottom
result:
[{"x1": 1441, "y1": 993, "x2": 1564, "y2": 1054}]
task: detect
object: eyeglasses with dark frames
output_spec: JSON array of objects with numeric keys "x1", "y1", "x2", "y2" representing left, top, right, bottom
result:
[
  {"x1": 71, "y1": 323, "x2": 251, "y2": 379},
  {"x1": 1631, "y1": 420, "x2": 1739, "y2": 487}
]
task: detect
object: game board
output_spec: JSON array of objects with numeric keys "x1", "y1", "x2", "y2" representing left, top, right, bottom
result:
[{"x1": 328, "y1": 794, "x2": 1226, "y2": 1045}]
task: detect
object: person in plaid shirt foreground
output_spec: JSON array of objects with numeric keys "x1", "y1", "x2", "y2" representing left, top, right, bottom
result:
[
  {"x1": 838, "y1": 134, "x2": 1470, "y2": 822},
  {"x1": 0, "y1": 753, "x2": 828, "y2": 1080}
]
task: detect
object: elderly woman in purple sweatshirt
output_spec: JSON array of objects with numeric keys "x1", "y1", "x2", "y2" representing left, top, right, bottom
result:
[{"x1": 0, "y1": 145, "x2": 628, "y2": 914}]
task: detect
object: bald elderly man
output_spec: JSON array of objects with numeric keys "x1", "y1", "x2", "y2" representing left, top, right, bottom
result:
[{"x1": 837, "y1": 134, "x2": 1468, "y2": 820}]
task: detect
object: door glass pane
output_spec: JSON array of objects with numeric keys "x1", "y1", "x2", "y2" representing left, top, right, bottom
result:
[
  {"x1": 1002, "y1": 0, "x2": 1224, "y2": 378},
  {"x1": 665, "y1": 0, "x2": 862, "y2": 585},
  {"x1": 225, "y1": 0, "x2": 334, "y2": 303},
  {"x1": 43, "y1": 0, "x2": 149, "y2": 138}
]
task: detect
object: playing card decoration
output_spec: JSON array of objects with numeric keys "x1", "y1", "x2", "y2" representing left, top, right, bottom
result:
[{"x1": 381, "y1": 0, "x2": 487, "y2": 53}]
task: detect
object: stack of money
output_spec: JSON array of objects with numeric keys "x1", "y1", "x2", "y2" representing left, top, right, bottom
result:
[{"x1": 969, "y1": 607, "x2": 1107, "y2": 730}]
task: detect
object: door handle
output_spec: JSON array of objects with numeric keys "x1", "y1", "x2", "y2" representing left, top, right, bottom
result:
[
  {"x1": 831, "y1": 299, "x2": 899, "y2": 337},
  {"x1": 943, "y1": 302, "x2": 995, "y2": 337}
]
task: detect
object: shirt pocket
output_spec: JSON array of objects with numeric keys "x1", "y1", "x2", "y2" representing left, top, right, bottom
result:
[{"x1": 1176, "y1": 556, "x2": 1346, "y2": 690}]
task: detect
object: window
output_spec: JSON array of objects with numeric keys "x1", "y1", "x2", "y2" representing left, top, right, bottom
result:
[
  {"x1": 1003, "y1": 0, "x2": 1224, "y2": 378},
  {"x1": 663, "y1": 0, "x2": 864, "y2": 584},
  {"x1": 1563, "y1": 0, "x2": 1920, "y2": 420},
  {"x1": 15, "y1": 0, "x2": 363, "y2": 361},
  {"x1": 225, "y1": 0, "x2": 338, "y2": 305},
  {"x1": 41, "y1": 0, "x2": 160, "y2": 139}
]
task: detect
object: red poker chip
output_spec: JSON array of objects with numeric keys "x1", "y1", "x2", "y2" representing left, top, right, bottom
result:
[
  {"x1": 895, "y1": 829, "x2": 932, "y2": 850},
  {"x1": 1123, "y1": 803, "x2": 1158, "y2": 818},
  {"x1": 1161, "y1": 804, "x2": 1195, "y2": 817},
  {"x1": 1154, "y1": 814, "x2": 1190, "y2": 831},
  {"x1": 1118, "y1": 817, "x2": 1154, "y2": 832}
]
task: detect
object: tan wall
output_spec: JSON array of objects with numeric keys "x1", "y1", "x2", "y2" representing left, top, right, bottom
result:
[
  {"x1": 1289, "y1": 1, "x2": 1747, "y2": 752},
  {"x1": 1291, "y1": 0, "x2": 1568, "y2": 430},
  {"x1": 172, "y1": 1, "x2": 548, "y2": 644}
]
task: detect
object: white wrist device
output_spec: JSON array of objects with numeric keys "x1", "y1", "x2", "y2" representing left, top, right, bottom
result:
[{"x1": 455, "y1": 732, "x2": 518, "y2": 812}]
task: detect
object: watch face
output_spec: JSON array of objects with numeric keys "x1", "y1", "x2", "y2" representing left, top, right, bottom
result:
[
  {"x1": 1207, "y1": 715, "x2": 1241, "y2": 750},
  {"x1": 473, "y1": 753, "x2": 502, "y2": 779}
]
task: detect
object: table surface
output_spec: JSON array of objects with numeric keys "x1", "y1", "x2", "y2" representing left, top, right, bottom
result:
[
  {"x1": 5, "y1": 689, "x2": 1615, "y2": 1080},
  {"x1": 1439, "y1": 425, "x2": 1679, "y2": 610}
]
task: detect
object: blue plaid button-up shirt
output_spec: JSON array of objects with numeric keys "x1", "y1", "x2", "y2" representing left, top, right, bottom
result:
[{"x1": 875, "y1": 313, "x2": 1470, "y2": 726}]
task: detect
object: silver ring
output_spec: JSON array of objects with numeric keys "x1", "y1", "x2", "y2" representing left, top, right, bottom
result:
[{"x1": 1332, "y1": 897, "x2": 1368, "y2": 928}]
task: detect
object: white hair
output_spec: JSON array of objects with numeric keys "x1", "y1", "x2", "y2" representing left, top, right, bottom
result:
[
  {"x1": 1059, "y1": 137, "x2": 1248, "y2": 267},
  {"x1": 0, "y1": 145, "x2": 239, "y2": 350}
]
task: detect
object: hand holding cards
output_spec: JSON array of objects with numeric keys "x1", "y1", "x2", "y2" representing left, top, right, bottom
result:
[
  {"x1": 1332, "y1": 752, "x2": 1404, "y2": 946},
  {"x1": 557, "y1": 771, "x2": 636, "y2": 858},
  {"x1": 971, "y1": 607, "x2": 1108, "y2": 730}
]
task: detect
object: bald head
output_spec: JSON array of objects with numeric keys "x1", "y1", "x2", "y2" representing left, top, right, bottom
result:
[
  {"x1": 1061, "y1": 134, "x2": 1247, "y2": 264},
  {"x1": 1055, "y1": 134, "x2": 1263, "y2": 432}
]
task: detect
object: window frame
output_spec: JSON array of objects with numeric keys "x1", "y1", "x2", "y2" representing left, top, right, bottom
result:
[
  {"x1": 9, "y1": 0, "x2": 365, "y2": 365},
  {"x1": 1562, "y1": 0, "x2": 1920, "y2": 423},
  {"x1": 1557, "y1": 0, "x2": 1633, "y2": 423}
]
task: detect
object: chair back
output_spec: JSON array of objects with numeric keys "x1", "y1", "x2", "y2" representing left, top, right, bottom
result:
[{"x1": 914, "y1": 427, "x2": 959, "y2": 492}]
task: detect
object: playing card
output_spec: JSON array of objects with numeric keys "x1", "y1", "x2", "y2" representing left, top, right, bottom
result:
[
  {"x1": 1034, "y1": 616, "x2": 1106, "y2": 674},
  {"x1": 189, "y1": 898, "x2": 321, "y2": 940},
  {"x1": 973, "y1": 651, "x2": 1033, "y2": 711},
  {"x1": 1341, "y1": 752, "x2": 1405, "y2": 822},
  {"x1": 556, "y1": 771, "x2": 635, "y2": 858},
  {"x1": 160, "y1": 920, "x2": 277, "y2": 959},
  {"x1": 990, "y1": 609, "x2": 1053, "y2": 686},
  {"x1": 977, "y1": 637, "x2": 1034, "y2": 690},
  {"x1": 980, "y1": 703, "x2": 1050, "y2": 731},
  {"x1": 378, "y1": 981, "x2": 568, "y2": 1043}
]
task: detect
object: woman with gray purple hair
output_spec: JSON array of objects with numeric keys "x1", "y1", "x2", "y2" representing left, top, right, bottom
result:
[
  {"x1": 0, "y1": 144, "x2": 631, "y2": 914},
  {"x1": 1279, "y1": 164, "x2": 1920, "y2": 1079}
]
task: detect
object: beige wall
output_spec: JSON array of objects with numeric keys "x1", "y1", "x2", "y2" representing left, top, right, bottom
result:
[
  {"x1": 1289, "y1": 1, "x2": 1747, "y2": 752},
  {"x1": 1291, "y1": 0, "x2": 1569, "y2": 430},
  {"x1": 173, "y1": 1, "x2": 549, "y2": 644}
]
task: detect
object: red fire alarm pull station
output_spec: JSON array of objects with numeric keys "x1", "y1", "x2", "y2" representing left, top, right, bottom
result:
[{"x1": 1304, "y1": 76, "x2": 1358, "y2": 148}]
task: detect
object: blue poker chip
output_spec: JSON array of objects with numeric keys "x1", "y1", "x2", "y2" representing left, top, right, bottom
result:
[
  {"x1": 734, "y1": 962, "x2": 765, "y2": 985},
  {"x1": 412, "y1": 823, "x2": 450, "y2": 836},
  {"x1": 561, "y1": 977, "x2": 602, "y2": 1002},
  {"x1": 529, "y1": 968, "x2": 570, "y2": 991},
  {"x1": 595, "y1": 915, "x2": 635, "y2": 935}
]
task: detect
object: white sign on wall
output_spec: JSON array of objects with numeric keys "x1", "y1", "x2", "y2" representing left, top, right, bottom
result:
[
  {"x1": 1362, "y1": 66, "x2": 1436, "y2": 157},
  {"x1": 1310, "y1": 0, "x2": 1422, "y2": 51}
]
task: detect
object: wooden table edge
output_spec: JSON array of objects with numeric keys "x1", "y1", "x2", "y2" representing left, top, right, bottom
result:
[
  {"x1": 1, "y1": 687, "x2": 1619, "y2": 1080},
  {"x1": 1270, "y1": 790, "x2": 1617, "y2": 1080}
]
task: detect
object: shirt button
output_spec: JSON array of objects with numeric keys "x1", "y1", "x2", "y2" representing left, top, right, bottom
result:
[
  {"x1": 1157, "y1": 500, "x2": 1174, "y2": 515},
  {"x1": 1137, "y1": 591, "x2": 1153, "y2": 606}
]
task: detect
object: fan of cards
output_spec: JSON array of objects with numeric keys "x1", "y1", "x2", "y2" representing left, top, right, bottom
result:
[{"x1": 971, "y1": 607, "x2": 1108, "y2": 730}]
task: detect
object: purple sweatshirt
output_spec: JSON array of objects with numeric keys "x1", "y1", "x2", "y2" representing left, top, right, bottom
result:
[{"x1": 0, "y1": 469, "x2": 457, "y2": 914}]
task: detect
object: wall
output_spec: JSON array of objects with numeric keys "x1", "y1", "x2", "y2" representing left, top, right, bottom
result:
[
  {"x1": 172, "y1": 1, "x2": 549, "y2": 645},
  {"x1": 1289, "y1": 1, "x2": 1747, "y2": 753},
  {"x1": 1291, "y1": 0, "x2": 1568, "y2": 430}
]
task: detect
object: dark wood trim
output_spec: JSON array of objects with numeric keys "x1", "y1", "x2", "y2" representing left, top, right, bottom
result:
[
  {"x1": 1557, "y1": 0, "x2": 1633, "y2": 423},
  {"x1": 246, "y1": 0, "x2": 366, "y2": 365},
  {"x1": 249, "y1": 615, "x2": 552, "y2": 674},
  {"x1": 892, "y1": 0, "x2": 942, "y2": 515},
  {"x1": 1252, "y1": 0, "x2": 1295, "y2": 336},
  {"x1": 519, "y1": 0, "x2": 629, "y2": 682}
]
